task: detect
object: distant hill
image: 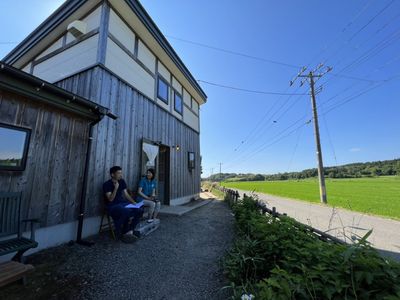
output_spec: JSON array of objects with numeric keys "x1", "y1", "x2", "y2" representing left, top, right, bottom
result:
[{"x1": 204, "y1": 158, "x2": 400, "y2": 181}]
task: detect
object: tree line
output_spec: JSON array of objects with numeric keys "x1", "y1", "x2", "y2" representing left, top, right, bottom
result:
[{"x1": 205, "y1": 158, "x2": 400, "y2": 182}]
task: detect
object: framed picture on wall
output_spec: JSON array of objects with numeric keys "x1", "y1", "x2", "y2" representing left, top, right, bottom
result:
[
  {"x1": 0, "y1": 123, "x2": 31, "y2": 171},
  {"x1": 188, "y1": 152, "x2": 195, "y2": 171}
]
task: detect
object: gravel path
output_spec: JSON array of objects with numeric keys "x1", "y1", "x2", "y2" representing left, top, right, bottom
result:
[
  {"x1": 0, "y1": 200, "x2": 235, "y2": 300},
  {"x1": 236, "y1": 189, "x2": 400, "y2": 261}
]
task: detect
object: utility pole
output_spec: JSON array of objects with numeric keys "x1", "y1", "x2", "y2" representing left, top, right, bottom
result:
[
  {"x1": 290, "y1": 64, "x2": 331, "y2": 204},
  {"x1": 210, "y1": 168, "x2": 214, "y2": 180}
]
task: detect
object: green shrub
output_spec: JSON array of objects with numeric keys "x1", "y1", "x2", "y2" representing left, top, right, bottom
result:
[{"x1": 224, "y1": 196, "x2": 400, "y2": 299}]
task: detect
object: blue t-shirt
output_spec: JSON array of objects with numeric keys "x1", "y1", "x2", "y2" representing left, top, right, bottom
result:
[
  {"x1": 103, "y1": 178, "x2": 128, "y2": 207},
  {"x1": 137, "y1": 178, "x2": 157, "y2": 202}
]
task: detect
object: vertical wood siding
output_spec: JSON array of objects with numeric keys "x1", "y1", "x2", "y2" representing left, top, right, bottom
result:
[
  {"x1": 0, "y1": 90, "x2": 90, "y2": 227},
  {"x1": 56, "y1": 66, "x2": 201, "y2": 217}
]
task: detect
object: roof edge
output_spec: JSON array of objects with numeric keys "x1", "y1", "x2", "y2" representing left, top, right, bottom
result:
[
  {"x1": 0, "y1": 62, "x2": 112, "y2": 118},
  {"x1": 127, "y1": 0, "x2": 207, "y2": 102},
  {"x1": 2, "y1": 0, "x2": 87, "y2": 66}
]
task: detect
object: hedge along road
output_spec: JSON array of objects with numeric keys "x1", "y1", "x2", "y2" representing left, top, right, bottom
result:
[{"x1": 227, "y1": 186, "x2": 400, "y2": 261}]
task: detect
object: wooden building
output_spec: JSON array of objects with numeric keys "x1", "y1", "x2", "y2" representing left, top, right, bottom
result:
[
  {"x1": 2, "y1": 0, "x2": 207, "y2": 249},
  {"x1": 0, "y1": 63, "x2": 112, "y2": 254}
]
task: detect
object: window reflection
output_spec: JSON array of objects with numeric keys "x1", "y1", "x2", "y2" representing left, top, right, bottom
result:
[{"x1": 0, "y1": 124, "x2": 30, "y2": 171}]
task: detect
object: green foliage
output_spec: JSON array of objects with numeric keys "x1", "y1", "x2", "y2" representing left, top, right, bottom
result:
[
  {"x1": 205, "y1": 158, "x2": 400, "y2": 182},
  {"x1": 224, "y1": 196, "x2": 400, "y2": 299},
  {"x1": 223, "y1": 177, "x2": 400, "y2": 219}
]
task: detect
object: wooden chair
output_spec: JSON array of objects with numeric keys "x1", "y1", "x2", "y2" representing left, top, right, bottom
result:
[
  {"x1": 0, "y1": 192, "x2": 39, "y2": 286},
  {"x1": 99, "y1": 190, "x2": 147, "y2": 239},
  {"x1": 98, "y1": 196, "x2": 116, "y2": 240}
]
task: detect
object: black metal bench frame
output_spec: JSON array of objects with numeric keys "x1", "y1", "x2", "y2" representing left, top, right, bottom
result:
[{"x1": 0, "y1": 192, "x2": 39, "y2": 262}]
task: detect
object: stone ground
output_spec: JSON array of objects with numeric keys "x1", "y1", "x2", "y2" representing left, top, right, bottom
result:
[{"x1": 0, "y1": 199, "x2": 234, "y2": 300}]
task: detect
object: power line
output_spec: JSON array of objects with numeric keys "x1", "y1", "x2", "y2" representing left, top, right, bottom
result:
[
  {"x1": 165, "y1": 34, "x2": 301, "y2": 69},
  {"x1": 223, "y1": 113, "x2": 310, "y2": 170},
  {"x1": 224, "y1": 73, "x2": 399, "y2": 172},
  {"x1": 304, "y1": 0, "x2": 374, "y2": 69},
  {"x1": 320, "y1": 27, "x2": 400, "y2": 89},
  {"x1": 222, "y1": 89, "x2": 307, "y2": 167},
  {"x1": 317, "y1": 0, "x2": 399, "y2": 74},
  {"x1": 320, "y1": 77, "x2": 396, "y2": 116},
  {"x1": 348, "y1": 0, "x2": 396, "y2": 42},
  {"x1": 286, "y1": 126, "x2": 304, "y2": 172},
  {"x1": 322, "y1": 115, "x2": 338, "y2": 166},
  {"x1": 197, "y1": 79, "x2": 308, "y2": 95}
]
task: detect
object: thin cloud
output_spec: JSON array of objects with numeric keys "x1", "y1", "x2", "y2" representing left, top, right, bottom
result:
[{"x1": 349, "y1": 148, "x2": 361, "y2": 152}]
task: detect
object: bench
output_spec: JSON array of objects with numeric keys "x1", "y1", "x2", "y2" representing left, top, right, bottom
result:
[{"x1": 0, "y1": 192, "x2": 39, "y2": 286}]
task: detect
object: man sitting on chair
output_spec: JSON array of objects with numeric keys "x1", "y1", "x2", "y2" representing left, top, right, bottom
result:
[
  {"x1": 137, "y1": 168, "x2": 161, "y2": 223},
  {"x1": 103, "y1": 166, "x2": 142, "y2": 241}
]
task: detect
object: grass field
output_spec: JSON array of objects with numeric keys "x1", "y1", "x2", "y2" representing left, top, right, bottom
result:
[{"x1": 222, "y1": 176, "x2": 400, "y2": 220}]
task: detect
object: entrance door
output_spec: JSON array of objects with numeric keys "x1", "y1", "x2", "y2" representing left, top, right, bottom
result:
[{"x1": 141, "y1": 140, "x2": 170, "y2": 205}]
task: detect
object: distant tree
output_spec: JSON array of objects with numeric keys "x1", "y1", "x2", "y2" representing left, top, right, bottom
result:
[
  {"x1": 396, "y1": 162, "x2": 400, "y2": 176},
  {"x1": 254, "y1": 174, "x2": 265, "y2": 181}
]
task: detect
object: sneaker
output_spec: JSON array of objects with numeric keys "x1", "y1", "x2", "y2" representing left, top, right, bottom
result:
[
  {"x1": 147, "y1": 219, "x2": 154, "y2": 223},
  {"x1": 120, "y1": 234, "x2": 136, "y2": 243}
]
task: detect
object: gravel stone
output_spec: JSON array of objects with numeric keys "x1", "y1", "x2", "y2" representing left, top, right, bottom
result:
[{"x1": 0, "y1": 199, "x2": 234, "y2": 300}]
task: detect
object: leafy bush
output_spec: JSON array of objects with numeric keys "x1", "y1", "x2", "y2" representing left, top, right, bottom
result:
[{"x1": 224, "y1": 196, "x2": 400, "y2": 299}]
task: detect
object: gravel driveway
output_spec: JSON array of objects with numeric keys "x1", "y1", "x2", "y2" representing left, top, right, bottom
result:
[{"x1": 0, "y1": 199, "x2": 234, "y2": 300}]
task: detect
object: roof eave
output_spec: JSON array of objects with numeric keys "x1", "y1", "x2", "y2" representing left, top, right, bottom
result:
[
  {"x1": 3, "y1": 0, "x2": 88, "y2": 67},
  {"x1": 126, "y1": 0, "x2": 207, "y2": 103},
  {"x1": 0, "y1": 62, "x2": 112, "y2": 120}
]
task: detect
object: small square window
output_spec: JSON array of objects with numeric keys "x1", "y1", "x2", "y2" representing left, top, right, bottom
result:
[
  {"x1": 0, "y1": 123, "x2": 31, "y2": 171},
  {"x1": 192, "y1": 98, "x2": 199, "y2": 114},
  {"x1": 188, "y1": 152, "x2": 195, "y2": 170},
  {"x1": 174, "y1": 91, "x2": 183, "y2": 114},
  {"x1": 157, "y1": 76, "x2": 169, "y2": 103}
]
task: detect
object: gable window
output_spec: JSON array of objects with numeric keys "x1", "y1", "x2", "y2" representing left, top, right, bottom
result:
[
  {"x1": 174, "y1": 91, "x2": 183, "y2": 114},
  {"x1": 0, "y1": 123, "x2": 31, "y2": 171},
  {"x1": 157, "y1": 76, "x2": 169, "y2": 103}
]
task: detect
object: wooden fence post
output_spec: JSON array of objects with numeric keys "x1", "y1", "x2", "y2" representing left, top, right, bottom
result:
[{"x1": 272, "y1": 207, "x2": 276, "y2": 217}]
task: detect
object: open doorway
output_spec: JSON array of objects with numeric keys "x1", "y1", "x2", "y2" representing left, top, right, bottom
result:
[{"x1": 141, "y1": 140, "x2": 170, "y2": 205}]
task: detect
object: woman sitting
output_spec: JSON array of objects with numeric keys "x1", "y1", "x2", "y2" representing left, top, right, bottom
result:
[{"x1": 137, "y1": 168, "x2": 161, "y2": 223}]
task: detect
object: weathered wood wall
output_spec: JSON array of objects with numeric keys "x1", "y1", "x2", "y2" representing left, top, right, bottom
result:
[
  {"x1": 56, "y1": 66, "x2": 201, "y2": 217},
  {"x1": 0, "y1": 90, "x2": 90, "y2": 226}
]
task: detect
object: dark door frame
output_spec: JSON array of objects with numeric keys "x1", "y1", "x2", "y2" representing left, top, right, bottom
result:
[{"x1": 140, "y1": 138, "x2": 170, "y2": 205}]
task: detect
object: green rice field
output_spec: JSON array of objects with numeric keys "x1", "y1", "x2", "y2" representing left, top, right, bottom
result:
[{"x1": 222, "y1": 176, "x2": 400, "y2": 220}]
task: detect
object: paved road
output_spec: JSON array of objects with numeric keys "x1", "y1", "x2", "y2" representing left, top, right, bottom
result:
[{"x1": 236, "y1": 189, "x2": 400, "y2": 261}]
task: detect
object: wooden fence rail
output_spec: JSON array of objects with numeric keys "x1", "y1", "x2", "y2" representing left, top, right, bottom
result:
[{"x1": 214, "y1": 185, "x2": 346, "y2": 245}]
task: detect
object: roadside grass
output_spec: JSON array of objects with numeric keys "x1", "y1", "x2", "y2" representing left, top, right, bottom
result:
[{"x1": 222, "y1": 176, "x2": 400, "y2": 219}]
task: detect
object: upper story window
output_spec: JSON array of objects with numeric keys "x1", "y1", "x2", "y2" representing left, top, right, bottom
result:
[
  {"x1": 157, "y1": 76, "x2": 169, "y2": 103},
  {"x1": 191, "y1": 97, "x2": 199, "y2": 114},
  {"x1": 0, "y1": 123, "x2": 31, "y2": 171},
  {"x1": 174, "y1": 91, "x2": 183, "y2": 114}
]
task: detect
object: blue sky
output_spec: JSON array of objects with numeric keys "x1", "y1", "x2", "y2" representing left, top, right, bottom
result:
[{"x1": 1, "y1": 1, "x2": 399, "y2": 177}]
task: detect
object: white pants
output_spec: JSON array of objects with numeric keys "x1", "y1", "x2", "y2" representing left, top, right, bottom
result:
[{"x1": 142, "y1": 200, "x2": 161, "y2": 218}]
